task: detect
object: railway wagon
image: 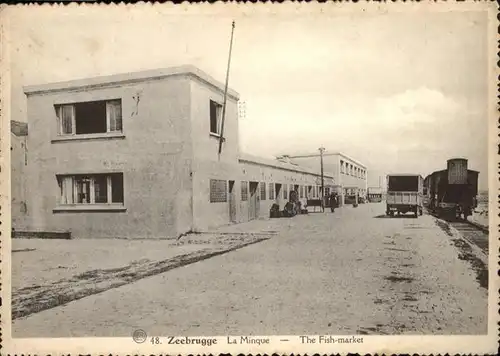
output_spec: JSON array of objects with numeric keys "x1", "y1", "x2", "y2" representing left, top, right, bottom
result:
[{"x1": 425, "y1": 158, "x2": 479, "y2": 220}]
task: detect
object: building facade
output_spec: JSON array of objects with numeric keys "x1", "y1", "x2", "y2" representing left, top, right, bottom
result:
[
  {"x1": 23, "y1": 65, "x2": 336, "y2": 239},
  {"x1": 10, "y1": 120, "x2": 28, "y2": 229},
  {"x1": 281, "y1": 153, "x2": 368, "y2": 205}
]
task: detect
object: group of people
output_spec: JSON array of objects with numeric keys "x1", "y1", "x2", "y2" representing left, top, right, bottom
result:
[
  {"x1": 270, "y1": 190, "x2": 303, "y2": 218},
  {"x1": 269, "y1": 189, "x2": 340, "y2": 218}
]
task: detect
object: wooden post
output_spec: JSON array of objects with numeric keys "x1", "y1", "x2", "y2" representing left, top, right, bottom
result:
[
  {"x1": 319, "y1": 147, "x2": 325, "y2": 212},
  {"x1": 218, "y1": 21, "x2": 236, "y2": 156}
]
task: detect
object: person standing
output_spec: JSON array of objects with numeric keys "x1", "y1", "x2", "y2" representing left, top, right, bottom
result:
[{"x1": 329, "y1": 192, "x2": 337, "y2": 213}]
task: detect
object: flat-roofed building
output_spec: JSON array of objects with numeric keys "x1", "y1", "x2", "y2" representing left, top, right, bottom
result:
[
  {"x1": 22, "y1": 65, "x2": 337, "y2": 239},
  {"x1": 10, "y1": 120, "x2": 28, "y2": 229},
  {"x1": 280, "y1": 152, "x2": 368, "y2": 205}
]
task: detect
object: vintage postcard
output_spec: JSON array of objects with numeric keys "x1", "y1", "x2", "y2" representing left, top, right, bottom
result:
[{"x1": 0, "y1": 1, "x2": 498, "y2": 354}]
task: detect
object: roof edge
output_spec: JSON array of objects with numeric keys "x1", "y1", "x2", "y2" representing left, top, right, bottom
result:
[
  {"x1": 284, "y1": 151, "x2": 366, "y2": 168},
  {"x1": 239, "y1": 154, "x2": 335, "y2": 178},
  {"x1": 23, "y1": 65, "x2": 240, "y2": 100}
]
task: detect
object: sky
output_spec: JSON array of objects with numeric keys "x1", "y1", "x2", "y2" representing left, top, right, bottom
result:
[{"x1": 6, "y1": 5, "x2": 491, "y2": 189}]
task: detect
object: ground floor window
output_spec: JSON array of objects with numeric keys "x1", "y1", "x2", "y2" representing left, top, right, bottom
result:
[
  {"x1": 260, "y1": 182, "x2": 266, "y2": 200},
  {"x1": 210, "y1": 179, "x2": 227, "y2": 203},
  {"x1": 241, "y1": 181, "x2": 248, "y2": 201},
  {"x1": 283, "y1": 184, "x2": 288, "y2": 200},
  {"x1": 268, "y1": 183, "x2": 275, "y2": 200},
  {"x1": 57, "y1": 173, "x2": 124, "y2": 205}
]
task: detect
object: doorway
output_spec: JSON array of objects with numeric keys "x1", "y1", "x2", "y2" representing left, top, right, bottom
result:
[
  {"x1": 275, "y1": 183, "x2": 282, "y2": 207},
  {"x1": 248, "y1": 181, "x2": 260, "y2": 220},
  {"x1": 228, "y1": 180, "x2": 236, "y2": 222}
]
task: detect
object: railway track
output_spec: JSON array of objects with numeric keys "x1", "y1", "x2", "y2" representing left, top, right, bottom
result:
[
  {"x1": 448, "y1": 220, "x2": 488, "y2": 255},
  {"x1": 428, "y1": 211, "x2": 489, "y2": 255}
]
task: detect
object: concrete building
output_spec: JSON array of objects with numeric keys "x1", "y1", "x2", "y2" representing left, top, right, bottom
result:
[
  {"x1": 280, "y1": 152, "x2": 368, "y2": 205},
  {"x1": 10, "y1": 120, "x2": 28, "y2": 229},
  {"x1": 23, "y1": 65, "x2": 337, "y2": 239}
]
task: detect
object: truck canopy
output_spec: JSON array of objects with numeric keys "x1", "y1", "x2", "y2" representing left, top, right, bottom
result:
[{"x1": 387, "y1": 175, "x2": 421, "y2": 192}]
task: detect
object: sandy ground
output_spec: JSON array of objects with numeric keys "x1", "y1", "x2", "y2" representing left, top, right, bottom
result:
[
  {"x1": 13, "y1": 203, "x2": 487, "y2": 337},
  {"x1": 12, "y1": 239, "x2": 203, "y2": 291},
  {"x1": 12, "y1": 233, "x2": 272, "y2": 320}
]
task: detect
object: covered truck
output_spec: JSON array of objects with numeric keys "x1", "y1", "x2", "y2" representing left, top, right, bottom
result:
[{"x1": 386, "y1": 174, "x2": 423, "y2": 217}]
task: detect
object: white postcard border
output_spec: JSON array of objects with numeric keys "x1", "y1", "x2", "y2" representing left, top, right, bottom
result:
[{"x1": 1, "y1": 1, "x2": 498, "y2": 354}]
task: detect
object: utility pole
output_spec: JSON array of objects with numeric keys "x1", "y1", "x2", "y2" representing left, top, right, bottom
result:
[
  {"x1": 319, "y1": 147, "x2": 325, "y2": 212},
  {"x1": 218, "y1": 21, "x2": 236, "y2": 156}
]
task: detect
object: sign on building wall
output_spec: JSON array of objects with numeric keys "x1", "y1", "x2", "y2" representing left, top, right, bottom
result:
[{"x1": 210, "y1": 179, "x2": 228, "y2": 203}]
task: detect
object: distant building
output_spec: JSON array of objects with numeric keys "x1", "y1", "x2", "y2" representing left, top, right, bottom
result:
[
  {"x1": 23, "y1": 65, "x2": 337, "y2": 239},
  {"x1": 367, "y1": 187, "x2": 384, "y2": 202},
  {"x1": 10, "y1": 120, "x2": 28, "y2": 229},
  {"x1": 279, "y1": 152, "x2": 368, "y2": 205}
]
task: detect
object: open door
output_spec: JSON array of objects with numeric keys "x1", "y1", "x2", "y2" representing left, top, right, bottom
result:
[
  {"x1": 228, "y1": 180, "x2": 236, "y2": 222},
  {"x1": 275, "y1": 183, "x2": 282, "y2": 208},
  {"x1": 248, "y1": 181, "x2": 260, "y2": 220}
]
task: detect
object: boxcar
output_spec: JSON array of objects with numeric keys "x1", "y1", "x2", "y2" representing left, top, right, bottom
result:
[{"x1": 425, "y1": 158, "x2": 479, "y2": 220}]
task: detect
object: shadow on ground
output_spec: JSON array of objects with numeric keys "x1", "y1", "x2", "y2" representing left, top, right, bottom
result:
[{"x1": 374, "y1": 214, "x2": 417, "y2": 219}]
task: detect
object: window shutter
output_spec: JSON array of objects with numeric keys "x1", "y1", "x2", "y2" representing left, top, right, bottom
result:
[
  {"x1": 62, "y1": 176, "x2": 74, "y2": 204},
  {"x1": 108, "y1": 100, "x2": 122, "y2": 132},
  {"x1": 60, "y1": 105, "x2": 74, "y2": 134}
]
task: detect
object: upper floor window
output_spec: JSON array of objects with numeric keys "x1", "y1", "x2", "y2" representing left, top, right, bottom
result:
[
  {"x1": 56, "y1": 99, "x2": 122, "y2": 136},
  {"x1": 210, "y1": 100, "x2": 222, "y2": 135}
]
